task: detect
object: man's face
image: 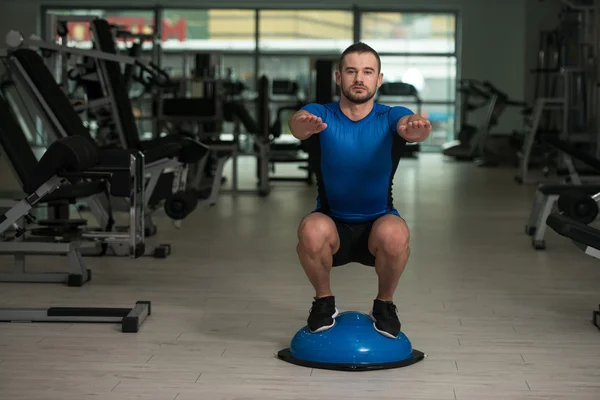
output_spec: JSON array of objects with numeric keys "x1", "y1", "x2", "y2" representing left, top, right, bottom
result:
[{"x1": 336, "y1": 52, "x2": 383, "y2": 104}]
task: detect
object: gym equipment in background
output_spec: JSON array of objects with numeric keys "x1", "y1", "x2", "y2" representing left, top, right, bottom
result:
[
  {"x1": 546, "y1": 197, "x2": 600, "y2": 331},
  {"x1": 376, "y1": 81, "x2": 422, "y2": 158},
  {"x1": 442, "y1": 79, "x2": 494, "y2": 160},
  {"x1": 515, "y1": 2, "x2": 599, "y2": 184},
  {"x1": 452, "y1": 80, "x2": 529, "y2": 167},
  {"x1": 0, "y1": 91, "x2": 153, "y2": 266},
  {"x1": 2, "y1": 47, "x2": 184, "y2": 257},
  {"x1": 277, "y1": 311, "x2": 425, "y2": 371},
  {"x1": 0, "y1": 134, "x2": 151, "y2": 333},
  {"x1": 525, "y1": 136, "x2": 600, "y2": 250},
  {"x1": 259, "y1": 78, "x2": 313, "y2": 186},
  {"x1": 4, "y1": 27, "x2": 208, "y2": 245}
]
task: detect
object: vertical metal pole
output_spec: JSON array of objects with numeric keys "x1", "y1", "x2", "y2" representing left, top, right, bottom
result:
[
  {"x1": 153, "y1": 7, "x2": 163, "y2": 67},
  {"x1": 454, "y1": 10, "x2": 462, "y2": 139},
  {"x1": 595, "y1": 0, "x2": 600, "y2": 157},
  {"x1": 353, "y1": 5, "x2": 361, "y2": 43},
  {"x1": 254, "y1": 9, "x2": 259, "y2": 89},
  {"x1": 152, "y1": 6, "x2": 163, "y2": 138}
]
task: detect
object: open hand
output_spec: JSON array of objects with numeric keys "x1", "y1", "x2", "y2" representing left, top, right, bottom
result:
[
  {"x1": 398, "y1": 115, "x2": 432, "y2": 142},
  {"x1": 293, "y1": 113, "x2": 327, "y2": 136}
]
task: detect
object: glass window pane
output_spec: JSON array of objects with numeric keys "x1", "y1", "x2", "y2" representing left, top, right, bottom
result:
[
  {"x1": 46, "y1": 9, "x2": 155, "y2": 50},
  {"x1": 379, "y1": 55, "x2": 456, "y2": 102},
  {"x1": 259, "y1": 55, "x2": 310, "y2": 97},
  {"x1": 162, "y1": 9, "x2": 255, "y2": 51},
  {"x1": 223, "y1": 54, "x2": 257, "y2": 90},
  {"x1": 259, "y1": 56, "x2": 311, "y2": 136},
  {"x1": 421, "y1": 104, "x2": 456, "y2": 148},
  {"x1": 361, "y1": 12, "x2": 455, "y2": 54},
  {"x1": 258, "y1": 10, "x2": 353, "y2": 53}
]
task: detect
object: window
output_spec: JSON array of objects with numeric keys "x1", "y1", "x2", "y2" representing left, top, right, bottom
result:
[
  {"x1": 361, "y1": 12, "x2": 455, "y2": 54},
  {"x1": 162, "y1": 9, "x2": 255, "y2": 51},
  {"x1": 379, "y1": 56, "x2": 456, "y2": 102},
  {"x1": 46, "y1": 9, "x2": 155, "y2": 50},
  {"x1": 258, "y1": 10, "x2": 353, "y2": 53},
  {"x1": 420, "y1": 104, "x2": 455, "y2": 148}
]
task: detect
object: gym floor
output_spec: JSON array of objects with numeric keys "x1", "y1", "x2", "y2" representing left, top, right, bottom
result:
[{"x1": 1, "y1": 154, "x2": 600, "y2": 400}]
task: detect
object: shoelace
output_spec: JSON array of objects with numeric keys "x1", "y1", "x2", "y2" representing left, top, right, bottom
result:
[
  {"x1": 386, "y1": 302, "x2": 398, "y2": 317},
  {"x1": 376, "y1": 301, "x2": 398, "y2": 318},
  {"x1": 310, "y1": 299, "x2": 333, "y2": 314}
]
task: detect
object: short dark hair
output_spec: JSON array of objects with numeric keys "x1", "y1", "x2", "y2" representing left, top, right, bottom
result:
[{"x1": 338, "y1": 42, "x2": 381, "y2": 72}]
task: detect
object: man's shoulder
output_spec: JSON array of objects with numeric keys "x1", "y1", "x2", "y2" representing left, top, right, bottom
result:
[
  {"x1": 374, "y1": 103, "x2": 391, "y2": 111},
  {"x1": 376, "y1": 103, "x2": 415, "y2": 119},
  {"x1": 300, "y1": 102, "x2": 339, "y2": 115}
]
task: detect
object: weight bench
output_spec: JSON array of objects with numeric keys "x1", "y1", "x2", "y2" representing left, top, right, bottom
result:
[
  {"x1": 546, "y1": 212, "x2": 600, "y2": 330},
  {"x1": 526, "y1": 184, "x2": 600, "y2": 250},
  {"x1": 525, "y1": 136, "x2": 600, "y2": 250}
]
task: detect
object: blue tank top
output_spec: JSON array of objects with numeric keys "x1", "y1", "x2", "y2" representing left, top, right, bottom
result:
[{"x1": 301, "y1": 102, "x2": 413, "y2": 223}]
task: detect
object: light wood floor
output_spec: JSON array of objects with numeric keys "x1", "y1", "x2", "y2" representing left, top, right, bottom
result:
[{"x1": 1, "y1": 154, "x2": 600, "y2": 400}]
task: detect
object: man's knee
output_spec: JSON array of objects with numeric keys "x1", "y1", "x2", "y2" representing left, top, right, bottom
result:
[
  {"x1": 297, "y1": 214, "x2": 338, "y2": 254},
  {"x1": 369, "y1": 216, "x2": 410, "y2": 258}
]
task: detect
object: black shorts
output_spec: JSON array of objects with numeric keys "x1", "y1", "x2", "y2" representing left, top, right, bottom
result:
[{"x1": 332, "y1": 219, "x2": 376, "y2": 267}]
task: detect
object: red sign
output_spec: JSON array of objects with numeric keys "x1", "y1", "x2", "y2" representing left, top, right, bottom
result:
[{"x1": 66, "y1": 16, "x2": 187, "y2": 42}]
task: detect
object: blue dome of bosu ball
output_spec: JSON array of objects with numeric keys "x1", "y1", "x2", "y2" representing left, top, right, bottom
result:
[{"x1": 277, "y1": 311, "x2": 426, "y2": 371}]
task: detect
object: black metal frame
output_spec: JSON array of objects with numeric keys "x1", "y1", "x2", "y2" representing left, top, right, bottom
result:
[{"x1": 277, "y1": 348, "x2": 426, "y2": 371}]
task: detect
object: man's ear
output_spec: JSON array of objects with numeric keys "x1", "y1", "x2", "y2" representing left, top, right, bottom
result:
[
  {"x1": 334, "y1": 70, "x2": 341, "y2": 86},
  {"x1": 377, "y1": 72, "x2": 383, "y2": 88}
]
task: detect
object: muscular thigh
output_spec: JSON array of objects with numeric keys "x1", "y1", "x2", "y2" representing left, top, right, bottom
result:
[
  {"x1": 368, "y1": 214, "x2": 410, "y2": 254},
  {"x1": 298, "y1": 212, "x2": 340, "y2": 253}
]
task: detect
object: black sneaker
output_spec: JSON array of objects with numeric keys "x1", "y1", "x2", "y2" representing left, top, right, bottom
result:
[
  {"x1": 370, "y1": 299, "x2": 401, "y2": 339},
  {"x1": 307, "y1": 296, "x2": 339, "y2": 333}
]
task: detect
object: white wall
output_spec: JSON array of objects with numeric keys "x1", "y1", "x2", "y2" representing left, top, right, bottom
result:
[{"x1": 0, "y1": 0, "x2": 561, "y2": 132}]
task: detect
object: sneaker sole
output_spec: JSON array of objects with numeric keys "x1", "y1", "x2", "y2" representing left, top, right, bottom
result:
[
  {"x1": 369, "y1": 311, "x2": 399, "y2": 339},
  {"x1": 309, "y1": 308, "x2": 339, "y2": 333}
]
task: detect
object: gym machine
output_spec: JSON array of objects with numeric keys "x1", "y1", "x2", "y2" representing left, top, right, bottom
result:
[
  {"x1": 263, "y1": 79, "x2": 313, "y2": 185},
  {"x1": 525, "y1": 136, "x2": 600, "y2": 250},
  {"x1": 0, "y1": 93, "x2": 146, "y2": 285},
  {"x1": 1, "y1": 46, "x2": 182, "y2": 257},
  {"x1": 5, "y1": 23, "x2": 210, "y2": 239},
  {"x1": 442, "y1": 79, "x2": 502, "y2": 160},
  {"x1": 443, "y1": 79, "x2": 528, "y2": 166},
  {"x1": 0, "y1": 133, "x2": 151, "y2": 333},
  {"x1": 376, "y1": 81, "x2": 422, "y2": 158},
  {"x1": 546, "y1": 194, "x2": 600, "y2": 331},
  {"x1": 515, "y1": 0, "x2": 600, "y2": 184}
]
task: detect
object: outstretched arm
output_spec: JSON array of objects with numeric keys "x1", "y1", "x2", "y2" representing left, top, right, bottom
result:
[
  {"x1": 288, "y1": 104, "x2": 328, "y2": 140},
  {"x1": 389, "y1": 106, "x2": 432, "y2": 143}
]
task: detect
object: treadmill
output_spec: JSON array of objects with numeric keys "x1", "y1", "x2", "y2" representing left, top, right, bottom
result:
[{"x1": 442, "y1": 79, "x2": 493, "y2": 160}]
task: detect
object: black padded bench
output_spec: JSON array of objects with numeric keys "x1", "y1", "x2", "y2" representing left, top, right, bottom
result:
[
  {"x1": 525, "y1": 136, "x2": 600, "y2": 250},
  {"x1": 0, "y1": 93, "x2": 147, "y2": 282},
  {"x1": 546, "y1": 213, "x2": 600, "y2": 251},
  {"x1": 546, "y1": 212, "x2": 600, "y2": 331}
]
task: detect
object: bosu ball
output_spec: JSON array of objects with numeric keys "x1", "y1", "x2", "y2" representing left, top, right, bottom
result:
[{"x1": 277, "y1": 311, "x2": 425, "y2": 371}]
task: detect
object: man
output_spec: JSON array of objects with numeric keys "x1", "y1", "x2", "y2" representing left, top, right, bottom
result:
[{"x1": 288, "y1": 42, "x2": 432, "y2": 339}]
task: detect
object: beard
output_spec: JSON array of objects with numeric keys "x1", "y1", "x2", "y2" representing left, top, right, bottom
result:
[{"x1": 340, "y1": 83, "x2": 376, "y2": 104}]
